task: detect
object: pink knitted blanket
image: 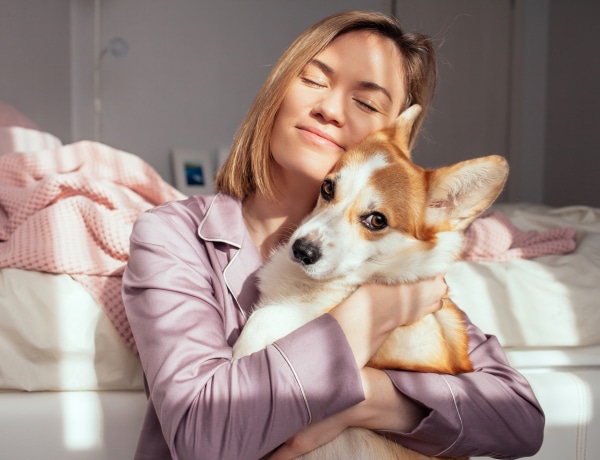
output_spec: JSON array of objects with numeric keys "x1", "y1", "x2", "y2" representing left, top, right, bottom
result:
[
  {"x1": 462, "y1": 210, "x2": 577, "y2": 262},
  {"x1": 0, "y1": 131, "x2": 578, "y2": 353},
  {"x1": 0, "y1": 140, "x2": 185, "y2": 352}
]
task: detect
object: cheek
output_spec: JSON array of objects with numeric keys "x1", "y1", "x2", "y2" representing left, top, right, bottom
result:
[
  {"x1": 345, "y1": 116, "x2": 396, "y2": 148},
  {"x1": 277, "y1": 83, "x2": 309, "y2": 122},
  {"x1": 269, "y1": 87, "x2": 309, "y2": 156},
  {"x1": 269, "y1": 111, "x2": 296, "y2": 168}
]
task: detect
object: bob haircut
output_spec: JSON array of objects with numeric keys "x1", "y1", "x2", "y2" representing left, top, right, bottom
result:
[{"x1": 214, "y1": 10, "x2": 437, "y2": 201}]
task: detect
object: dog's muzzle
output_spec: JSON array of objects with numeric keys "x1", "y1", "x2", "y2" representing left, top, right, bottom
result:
[{"x1": 291, "y1": 237, "x2": 321, "y2": 266}]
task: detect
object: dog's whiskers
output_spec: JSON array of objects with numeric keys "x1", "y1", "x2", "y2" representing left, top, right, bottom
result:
[{"x1": 278, "y1": 224, "x2": 299, "y2": 241}]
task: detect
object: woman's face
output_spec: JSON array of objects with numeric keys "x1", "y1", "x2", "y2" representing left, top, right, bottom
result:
[{"x1": 270, "y1": 30, "x2": 407, "y2": 191}]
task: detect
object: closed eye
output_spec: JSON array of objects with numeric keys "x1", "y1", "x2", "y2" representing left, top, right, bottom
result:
[
  {"x1": 301, "y1": 76, "x2": 326, "y2": 88},
  {"x1": 354, "y1": 98, "x2": 379, "y2": 113}
]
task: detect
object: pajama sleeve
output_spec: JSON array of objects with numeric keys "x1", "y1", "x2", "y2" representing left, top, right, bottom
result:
[
  {"x1": 123, "y1": 210, "x2": 365, "y2": 460},
  {"x1": 380, "y1": 315, "x2": 545, "y2": 458}
]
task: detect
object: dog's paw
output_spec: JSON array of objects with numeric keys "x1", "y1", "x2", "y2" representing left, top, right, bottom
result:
[
  {"x1": 231, "y1": 331, "x2": 263, "y2": 360},
  {"x1": 231, "y1": 309, "x2": 279, "y2": 360},
  {"x1": 231, "y1": 305, "x2": 314, "y2": 361}
]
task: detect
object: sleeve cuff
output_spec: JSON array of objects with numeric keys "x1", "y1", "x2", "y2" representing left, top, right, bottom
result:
[
  {"x1": 380, "y1": 370, "x2": 464, "y2": 456},
  {"x1": 273, "y1": 313, "x2": 365, "y2": 423}
]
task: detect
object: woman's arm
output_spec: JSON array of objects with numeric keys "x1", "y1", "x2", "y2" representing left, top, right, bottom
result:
[
  {"x1": 381, "y1": 317, "x2": 545, "y2": 458},
  {"x1": 268, "y1": 367, "x2": 426, "y2": 460},
  {"x1": 267, "y1": 279, "x2": 446, "y2": 459},
  {"x1": 270, "y1": 286, "x2": 544, "y2": 459},
  {"x1": 329, "y1": 277, "x2": 448, "y2": 368},
  {"x1": 123, "y1": 208, "x2": 367, "y2": 460}
]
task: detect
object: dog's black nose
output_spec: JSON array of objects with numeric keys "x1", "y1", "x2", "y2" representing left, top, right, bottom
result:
[{"x1": 292, "y1": 237, "x2": 321, "y2": 266}]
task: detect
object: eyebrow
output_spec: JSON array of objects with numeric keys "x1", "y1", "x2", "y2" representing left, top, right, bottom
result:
[{"x1": 308, "y1": 58, "x2": 394, "y2": 103}]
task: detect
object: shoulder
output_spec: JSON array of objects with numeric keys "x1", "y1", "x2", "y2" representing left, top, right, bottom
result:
[
  {"x1": 144, "y1": 194, "x2": 218, "y2": 226},
  {"x1": 131, "y1": 193, "x2": 246, "y2": 248}
]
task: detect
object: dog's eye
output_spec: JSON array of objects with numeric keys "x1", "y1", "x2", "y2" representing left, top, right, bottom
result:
[
  {"x1": 320, "y1": 178, "x2": 334, "y2": 201},
  {"x1": 362, "y1": 212, "x2": 388, "y2": 230}
]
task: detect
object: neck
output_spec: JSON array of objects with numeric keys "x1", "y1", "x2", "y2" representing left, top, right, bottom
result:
[{"x1": 242, "y1": 190, "x2": 317, "y2": 261}]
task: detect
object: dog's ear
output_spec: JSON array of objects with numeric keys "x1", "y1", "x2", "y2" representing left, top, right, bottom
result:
[
  {"x1": 425, "y1": 155, "x2": 509, "y2": 231},
  {"x1": 386, "y1": 104, "x2": 422, "y2": 157}
]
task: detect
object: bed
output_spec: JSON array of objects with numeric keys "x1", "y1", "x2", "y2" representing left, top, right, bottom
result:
[
  {"x1": 449, "y1": 203, "x2": 600, "y2": 459},
  {"x1": 1, "y1": 99, "x2": 599, "y2": 459},
  {"x1": 0, "y1": 99, "x2": 176, "y2": 459}
]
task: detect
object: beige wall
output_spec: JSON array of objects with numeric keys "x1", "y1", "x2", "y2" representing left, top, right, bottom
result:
[
  {"x1": 69, "y1": 0, "x2": 392, "y2": 185},
  {"x1": 1, "y1": 0, "x2": 598, "y2": 206},
  {"x1": 0, "y1": 0, "x2": 71, "y2": 141},
  {"x1": 544, "y1": 0, "x2": 600, "y2": 207}
]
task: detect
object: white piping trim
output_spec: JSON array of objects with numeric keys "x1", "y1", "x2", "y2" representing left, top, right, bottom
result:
[
  {"x1": 196, "y1": 194, "x2": 240, "y2": 248},
  {"x1": 222, "y1": 249, "x2": 246, "y2": 320},
  {"x1": 434, "y1": 375, "x2": 464, "y2": 457},
  {"x1": 272, "y1": 343, "x2": 312, "y2": 425},
  {"x1": 195, "y1": 194, "x2": 246, "y2": 319}
]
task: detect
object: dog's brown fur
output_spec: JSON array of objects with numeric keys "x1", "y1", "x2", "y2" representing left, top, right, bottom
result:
[{"x1": 234, "y1": 105, "x2": 508, "y2": 459}]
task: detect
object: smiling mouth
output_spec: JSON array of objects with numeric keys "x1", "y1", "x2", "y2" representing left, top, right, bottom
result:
[{"x1": 298, "y1": 127, "x2": 344, "y2": 150}]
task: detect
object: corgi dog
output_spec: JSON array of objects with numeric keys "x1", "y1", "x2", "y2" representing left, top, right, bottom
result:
[{"x1": 232, "y1": 104, "x2": 509, "y2": 459}]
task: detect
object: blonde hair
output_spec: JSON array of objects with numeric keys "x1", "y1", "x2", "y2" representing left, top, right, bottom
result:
[{"x1": 214, "y1": 10, "x2": 437, "y2": 201}]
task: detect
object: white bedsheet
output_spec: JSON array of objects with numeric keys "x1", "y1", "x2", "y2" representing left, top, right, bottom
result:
[
  {"x1": 0, "y1": 268, "x2": 143, "y2": 391},
  {"x1": 447, "y1": 203, "x2": 600, "y2": 348}
]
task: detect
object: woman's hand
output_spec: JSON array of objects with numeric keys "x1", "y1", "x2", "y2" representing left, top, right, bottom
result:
[
  {"x1": 370, "y1": 273, "x2": 448, "y2": 327},
  {"x1": 270, "y1": 276, "x2": 444, "y2": 458},
  {"x1": 268, "y1": 368, "x2": 429, "y2": 459},
  {"x1": 267, "y1": 405, "x2": 353, "y2": 460},
  {"x1": 330, "y1": 274, "x2": 447, "y2": 367}
]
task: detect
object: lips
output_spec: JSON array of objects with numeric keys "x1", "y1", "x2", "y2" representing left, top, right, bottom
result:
[{"x1": 297, "y1": 126, "x2": 344, "y2": 150}]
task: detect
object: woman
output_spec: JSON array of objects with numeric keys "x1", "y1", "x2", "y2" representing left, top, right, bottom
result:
[{"x1": 123, "y1": 10, "x2": 544, "y2": 460}]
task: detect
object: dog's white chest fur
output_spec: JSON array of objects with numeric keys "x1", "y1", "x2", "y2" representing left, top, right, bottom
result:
[
  {"x1": 231, "y1": 244, "x2": 356, "y2": 360},
  {"x1": 229, "y1": 103, "x2": 506, "y2": 460}
]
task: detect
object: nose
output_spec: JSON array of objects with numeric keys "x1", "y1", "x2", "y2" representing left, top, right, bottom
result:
[
  {"x1": 312, "y1": 90, "x2": 345, "y2": 126},
  {"x1": 292, "y1": 237, "x2": 322, "y2": 266}
]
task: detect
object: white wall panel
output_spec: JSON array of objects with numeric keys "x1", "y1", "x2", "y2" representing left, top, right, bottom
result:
[
  {"x1": 70, "y1": 0, "x2": 392, "y2": 186},
  {"x1": 0, "y1": 0, "x2": 71, "y2": 141},
  {"x1": 395, "y1": 1, "x2": 512, "y2": 171}
]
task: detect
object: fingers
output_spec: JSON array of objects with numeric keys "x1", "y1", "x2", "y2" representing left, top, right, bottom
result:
[
  {"x1": 391, "y1": 273, "x2": 447, "y2": 325},
  {"x1": 267, "y1": 440, "x2": 303, "y2": 460},
  {"x1": 431, "y1": 272, "x2": 449, "y2": 297},
  {"x1": 267, "y1": 414, "x2": 349, "y2": 460}
]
